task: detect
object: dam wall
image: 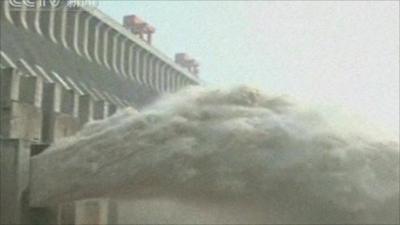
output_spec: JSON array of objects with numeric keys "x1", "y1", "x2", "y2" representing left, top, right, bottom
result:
[{"x1": 0, "y1": 1, "x2": 200, "y2": 224}]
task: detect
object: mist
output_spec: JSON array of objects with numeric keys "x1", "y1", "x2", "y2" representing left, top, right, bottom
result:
[{"x1": 41, "y1": 86, "x2": 400, "y2": 224}]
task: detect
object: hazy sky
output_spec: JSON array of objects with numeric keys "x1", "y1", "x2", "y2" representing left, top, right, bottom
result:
[{"x1": 98, "y1": 1, "x2": 399, "y2": 139}]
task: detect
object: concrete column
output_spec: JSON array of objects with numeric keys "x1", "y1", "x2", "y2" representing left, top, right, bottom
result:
[
  {"x1": 135, "y1": 48, "x2": 142, "y2": 84},
  {"x1": 103, "y1": 27, "x2": 112, "y2": 70},
  {"x1": 60, "y1": 89, "x2": 77, "y2": 115},
  {"x1": 18, "y1": 75, "x2": 43, "y2": 108},
  {"x1": 107, "y1": 104, "x2": 117, "y2": 117},
  {"x1": 166, "y1": 67, "x2": 172, "y2": 93},
  {"x1": 42, "y1": 82, "x2": 62, "y2": 113},
  {"x1": 29, "y1": 144, "x2": 59, "y2": 225},
  {"x1": 41, "y1": 82, "x2": 61, "y2": 144},
  {"x1": 75, "y1": 199, "x2": 118, "y2": 225},
  {"x1": 146, "y1": 55, "x2": 152, "y2": 86},
  {"x1": 1, "y1": 68, "x2": 43, "y2": 142},
  {"x1": 58, "y1": 202, "x2": 76, "y2": 225},
  {"x1": 42, "y1": 83, "x2": 80, "y2": 144},
  {"x1": 83, "y1": 15, "x2": 94, "y2": 62},
  {"x1": 128, "y1": 44, "x2": 135, "y2": 79},
  {"x1": 79, "y1": 94, "x2": 94, "y2": 125},
  {"x1": 120, "y1": 38, "x2": 129, "y2": 78},
  {"x1": 171, "y1": 71, "x2": 177, "y2": 92},
  {"x1": 0, "y1": 139, "x2": 31, "y2": 225},
  {"x1": 3, "y1": 0, "x2": 14, "y2": 25},
  {"x1": 93, "y1": 100, "x2": 108, "y2": 120},
  {"x1": 160, "y1": 64, "x2": 167, "y2": 93},
  {"x1": 112, "y1": 33, "x2": 122, "y2": 75},
  {"x1": 94, "y1": 22, "x2": 104, "y2": 65},
  {"x1": 61, "y1": 6, "x2": 70, "y2": 49},
  {"x1": 141, "y1": 52, "x2": 148, "y2": 85},
  {"x1": 48, "y1": 6, "x2": 58, "y2": 43},
  {"x1": 154, "y1": 60, "x2": 161, "y2": 93},
  {"x1": 0, "y1": 67, "x2": 20, "y2": 102},
  {"x1": 73, "y1": 10, "x2": 84, "y2": 56}
]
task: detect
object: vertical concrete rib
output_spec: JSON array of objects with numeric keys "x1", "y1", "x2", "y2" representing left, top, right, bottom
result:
[
  {"x1": 48, "y1": 6, "x2": 58, "y2": 43},
  {"x1": 128, "y1": 44, "x2": 135, "y2": 80},
  {"x1": 146, "y1": 54, "x2": 153, "y2": 88},
  {"x1": 152, "y1": 57, "x2": 158, "y2": 91},
  {"x1": 135, "y1": 48, "x2": 142, "y2": 84},
  {"x1": 3, "y1": 0, "x2": 14, "y2": 24},
  {"x1": 169, "y1": 70, "x2": 174, "y2": 92},
  {"x1": 141, "y1": 52, "x2": 148, "y2": 86},
  {"x1": 176, "y1": 76, "x2": 181, "y2": 90},
  {"x1": 166, "y1": 68, "x2": 173, "y2": 93},
  {"x1": 83, "y1": 15, "x2": 94, "y2": 62},
  {"x1": 93, "y1": 22, "x2": 103, "y2": 65},
  {"x1": 164, "y1": 67, "x2": 169, "y2": 93},
  {"x1": 171, "y1": 71, "x2": 177, "y2": 92},
  {"x1": 20, "y1": 3, "x2": 29, "y2": 30},
  {"x1": 102, "y1": 27, "x2": 112, "y2": 70},
  {"x1": 176, "y1": 73, "x2": 181, "y2": 92},
  {"x1": 176, "y1": 73, "x2": 183, "y2": 91},
  {"x1": 182, "y1": 77, "x2": 187, "y2": 87},
  {"x1": 34, "y1": 2, "x2": 43, "y2": 36},
  {"x1": 168, "y1": 68, "x2": 173, "y2": 93},
  {"x1": 119, "y1": 38, "x2": 129, "y2": 78},
  {"x1": 179, "y1": 76, "x2": 185, "y2": 90},
  {"x1": 112, "y1": 33, "x2": 121, "y2": 75},
  {"x1": 155, "y1": 60, "x2": 162, "y2": 93},
  {"x1": 73, "y1": 10, "x2": 84, "y2": 56},
  {"x1": 160, "y1": 64, "x2": 167, "y2": 93},
  {"x1": 61, "y1": 6, "x2": 70, "y2": 49},
  {"x1": 153, "y1": 58, "x2": 159, "y2": 90}
]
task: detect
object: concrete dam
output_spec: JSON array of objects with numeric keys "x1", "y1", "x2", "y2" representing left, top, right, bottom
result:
[
  {"x1": 0, "y1": 1, "x2": 200, "y2": 224},
  {"x1": 1, "y1": 1, "x2": 399, "y2": 225}
]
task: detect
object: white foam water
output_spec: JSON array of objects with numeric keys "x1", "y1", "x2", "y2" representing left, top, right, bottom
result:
[{"x1": 51, "y1": 86, "x2": 399, "y2": 224}]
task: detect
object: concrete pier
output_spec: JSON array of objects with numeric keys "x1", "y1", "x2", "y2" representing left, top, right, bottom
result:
[
  {"x1": 0, "y1": 139, "x2": 31, "y2": 224},
  {"x1": 1, "y1": 68, "x2": 43, "y2": 142},
  {"x1": 75, "y1": 199, "x2": 118, "y2": 225},
  {"x1": 41, "y1": 83, "x2": 80, "y2": 144}
]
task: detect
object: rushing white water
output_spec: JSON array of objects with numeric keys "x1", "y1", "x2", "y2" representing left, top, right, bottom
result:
[{"x1": 53, "y1": 86, "x2": 399, "y2": 224}]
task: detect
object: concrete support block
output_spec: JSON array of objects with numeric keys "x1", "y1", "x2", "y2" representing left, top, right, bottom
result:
[
  {"x1": 41, "y1": 83, "x2": 80, "y2": 144},
  {"x1": 93, "y1": 100, "x2": 108, "y2": 120},
  {"x1": 29, "y1": 207, "x2": 58, "y2": 225},
  {"x1": 0, "y1": 68, "x2": 20, "y2": 103},
  {"x1": 19, "y1": 75, "x2": 43, "y2": 108},
  {"x1": 42, "y1": 82, "x2": 62, "y2": 113},
  {"x1": 73, "y1": 93, "x2": 80, "y2": 118},
  {"x1": 75, "y1": 199, "x2": 118, "y2": 225},
  {"x1": 58, "y1": 202, "x2": 76, "y2": 225},
  {"x1": 0, "y1": 103, "x2": 43, "y2": 142},
  {"x1": 60, "y1": 89, "x2": 79, "y2": 116},
  {"x1": 79, "y1": 94, "x2": 94, "y2": 126},
  {"x1": 1, "y1": 68, "x2": 43, "y2": 142},
  {"x1": 30, "y1": 149, "x2": 75, "y2": 225},
  {"x1": 107, "y1": 104, "x2": 117, "y2": 117},
  {"x1": 0, "y1": 139, "x2": 31, "y2": 225}
]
